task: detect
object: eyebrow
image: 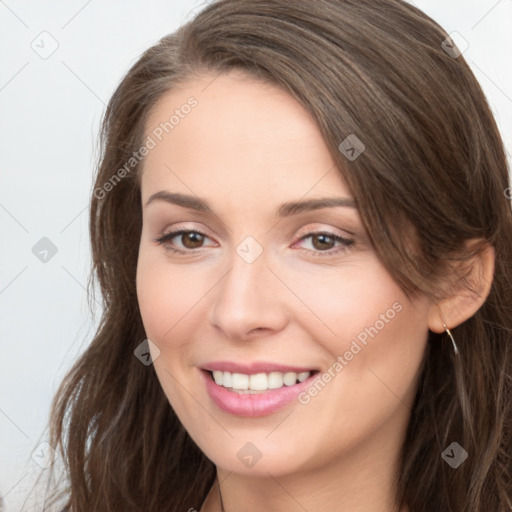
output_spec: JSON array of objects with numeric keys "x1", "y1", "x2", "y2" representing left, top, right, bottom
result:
[{"x1": 144, "y1": 191, "x2": 356, "y2": 217}]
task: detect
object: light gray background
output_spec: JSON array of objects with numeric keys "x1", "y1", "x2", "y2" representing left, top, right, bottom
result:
[{"x1": 1, "y1": 1, "x2": 511, "y2": 510}]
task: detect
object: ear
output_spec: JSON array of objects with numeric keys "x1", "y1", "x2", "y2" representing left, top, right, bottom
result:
[{"x1": 428, "y1": 241, "x2": 495, "y2": 333}]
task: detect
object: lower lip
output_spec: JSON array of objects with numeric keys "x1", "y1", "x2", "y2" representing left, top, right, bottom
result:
[{"x1": 201, "y1": 370, "x2": 318, "y2": 417}]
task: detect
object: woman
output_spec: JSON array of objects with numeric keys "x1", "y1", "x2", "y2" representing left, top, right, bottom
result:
[{"x1": 43, "y1": 0, "x2": 512, "y2": 510}]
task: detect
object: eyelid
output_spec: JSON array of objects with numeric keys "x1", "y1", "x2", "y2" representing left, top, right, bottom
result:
[
  {"x1": 154, "y1": 221, "x2": 212, "y2": 240},
  {"x1": 295, "y1": 223, "x2": 355, "y2": 239},
  {"x1": 292, "y1": 231, "x2": 354, "y2": 256},
  {"x1": 154, "y1": 225, "x2": 355, "y2": 259},
  {"x1": 153, "y1": 227, "x2": 215, "y2": 250}
]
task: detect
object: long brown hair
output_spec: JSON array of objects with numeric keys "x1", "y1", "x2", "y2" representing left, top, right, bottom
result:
[{"x1": 43, "y1": 0, "x2": 512, "y2": 510}]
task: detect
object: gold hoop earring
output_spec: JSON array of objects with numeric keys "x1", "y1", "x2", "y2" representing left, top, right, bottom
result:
[{"x1": 442, "y1": 322, "x2": 459, "y2": 356}]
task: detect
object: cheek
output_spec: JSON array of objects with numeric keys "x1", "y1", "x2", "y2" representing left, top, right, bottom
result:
[
  {"x1": 285, "y1": 260, "x2": 415, "y2": 353},
  {"x1": 135, "y1": 249, "x2": 203, "y2": 344},
  {"x1": 136, "y1": 247, "x2": 235, "y2": 383},
  {"x1": 288, "y1": 261, "x2": 429, "y2": 412}
]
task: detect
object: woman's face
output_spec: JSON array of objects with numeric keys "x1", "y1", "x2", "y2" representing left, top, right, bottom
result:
[{"x1": 136, "y1": 71, "x2": 431, "y2": 477}]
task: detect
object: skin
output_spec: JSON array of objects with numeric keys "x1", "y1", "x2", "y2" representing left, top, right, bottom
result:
[{"x1": 135, "y1": 71, "x2": 490, "y2": 511}]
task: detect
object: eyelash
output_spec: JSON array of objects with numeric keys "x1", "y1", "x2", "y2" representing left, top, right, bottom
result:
[{"x1": 153, "y1": 229, "x2": 354, "y2": 257}]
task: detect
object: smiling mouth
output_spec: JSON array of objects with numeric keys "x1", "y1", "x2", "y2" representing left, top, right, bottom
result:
[{"x1": 204, "y1": 369, "x2": 320, "y2": 394}]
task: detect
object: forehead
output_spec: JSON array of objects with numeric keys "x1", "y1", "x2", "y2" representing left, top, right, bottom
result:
[{"x1": 140, "y1": 71, "x2": 349, "y2": 203}]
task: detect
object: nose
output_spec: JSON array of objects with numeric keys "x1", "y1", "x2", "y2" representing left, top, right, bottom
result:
[{"x1": 209, "y1": 246, "x2": 289, "y2": 341}]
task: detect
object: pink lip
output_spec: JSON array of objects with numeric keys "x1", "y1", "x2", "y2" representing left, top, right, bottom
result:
[
  {"x1": 200, "y1": 369, "x2": 319, "y2": 417},
  {"x1": 201, "y1": 361, "x2": 318, "y2": 375}
]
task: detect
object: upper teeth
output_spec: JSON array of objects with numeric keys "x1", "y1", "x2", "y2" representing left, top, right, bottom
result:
[{"x1": 212, "y1": 370, "x2": 311, "y2": 392}]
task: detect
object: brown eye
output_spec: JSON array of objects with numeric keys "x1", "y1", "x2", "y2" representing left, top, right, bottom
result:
[
  {"x1": 181, "y1": 231, "x2": 205, "y2": 249},
  {"x1": 295, "y1": 231, "x2": 354, "y2": 257},
  {"x1": 311, "y1": 233, "x2": 336, "y2": 251},
  {"x1": 154, "y1": 229, "x2": 212, "y2": 253}
]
